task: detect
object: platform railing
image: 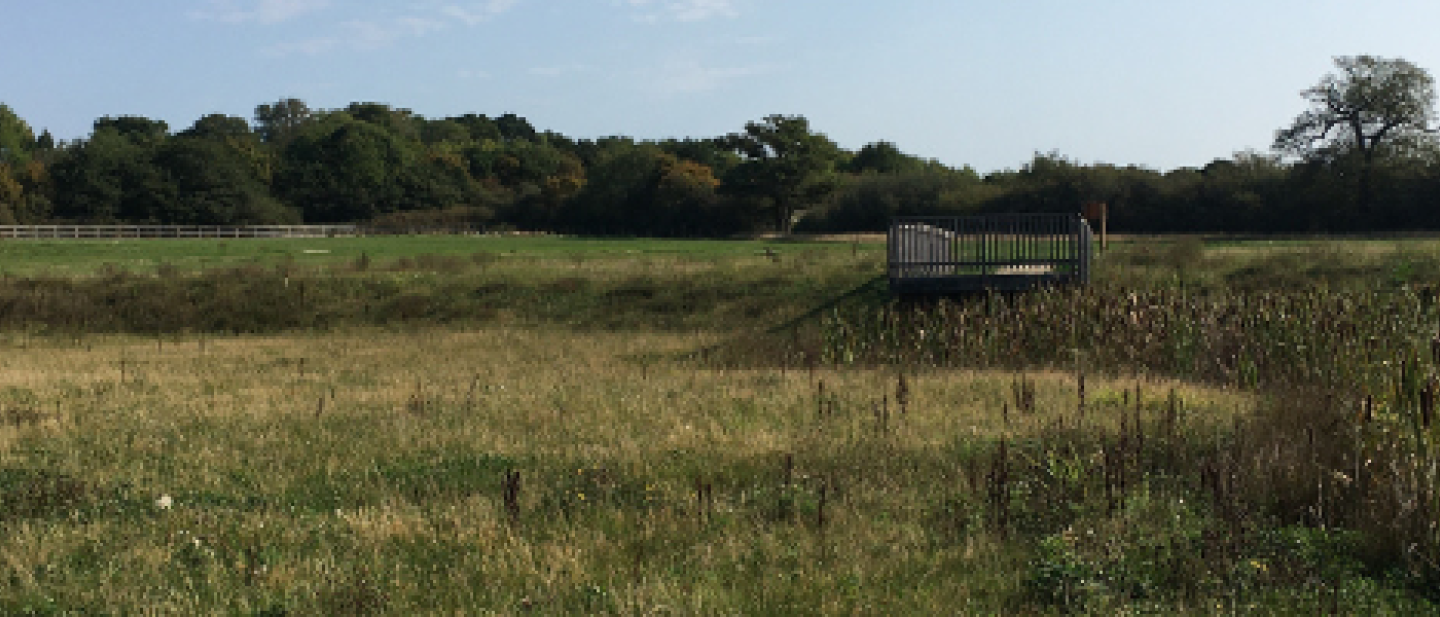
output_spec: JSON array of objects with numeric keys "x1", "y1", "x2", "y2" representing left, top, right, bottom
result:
[{"x1": 888, "y1": 213, "x2": 1094, "y2": 292}]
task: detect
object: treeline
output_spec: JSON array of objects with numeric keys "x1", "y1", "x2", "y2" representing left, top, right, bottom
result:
[{"x1": 4, "y1": 96, "x2": 1440, "y2": 235}]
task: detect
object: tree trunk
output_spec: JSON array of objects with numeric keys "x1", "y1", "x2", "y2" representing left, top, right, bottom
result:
[
  {"x1": 774, "y1": 196, "x2": 793, "y2": 234},
  {"x1": 1358, "y1": 146, "x2": 1375, "y2": 222}
]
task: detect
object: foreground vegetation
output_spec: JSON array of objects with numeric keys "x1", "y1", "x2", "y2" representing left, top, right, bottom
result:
[{"x1": 2, "y1": 236, "x2": 1439, "y2": 613}]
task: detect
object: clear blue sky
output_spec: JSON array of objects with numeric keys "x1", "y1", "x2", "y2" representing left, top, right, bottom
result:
[{"x1": 8, "y1": 1, "x2": 1440, "y2": 173}]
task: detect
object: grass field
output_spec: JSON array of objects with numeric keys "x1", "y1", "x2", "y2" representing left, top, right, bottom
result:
[
  {"x1": 0, "y1": 235, "x2": 883, "y2": 277},
  {"x1": 1, "y1": 235, "x2": 1439, "y2": 614}
]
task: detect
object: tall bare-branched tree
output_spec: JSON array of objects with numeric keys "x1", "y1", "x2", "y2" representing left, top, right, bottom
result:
[{"x1": 1275, "y1": 55, "x2": 1437, "y2": 215}]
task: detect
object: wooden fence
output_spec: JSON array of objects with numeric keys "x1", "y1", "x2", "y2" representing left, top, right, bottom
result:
[
  {"x1": 888, "y1": 213, "x2": 1094, "y2": 294},
  {"x1": 0, "y1": 225, "x2": 482, "y2": 239}
]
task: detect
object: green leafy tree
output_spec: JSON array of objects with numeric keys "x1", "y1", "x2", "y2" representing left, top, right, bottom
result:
[
  {"x1": 346, "y1": 102, "x2": 421, "y2": 142},
  {"x1": 450, "y1": 114, "x2": 503, "y2": 143},
  {"x1": 0, "y1": 164, "x2": 22, "y2": 223},
  {"x1": 254, "y1": 98, "x2": 313, "y2": 146},
  {"x1": 653, "y1": 153, "x2": 726, "y2": 235},
  {"x1": 276, "y1": 113, "x2": 415, "y2": 222},
  {"x1": 93, "y1": 116, "x2": 168, "y2": 143},
  {"x1": 1275, "y1": 55, "x2": 1438, "y2": 215},
  {"x1": 847, "y1": 141, "x2": 924, "y2": 175},
  {"x1": 1193, "y1": 152, "x2": 1289, "y2": 232},
  {"x1": 659, "y1": 138, "x2": 740, "y2": 177},
  {"x1": 182, "y1": 114, "x2": 274, "y2": 185},
  {"x1": 494, "y1": 113, "x2": 537, "y2": 142},
  {"x1": 49, "y1": 124, "x2": 171, "y2": 222},
  {"x1": 497, "y1": 140, "x2": 585, "y2": 229},
  {"x1": 981, "y1": 151, "x2": 1092, "y2": 214},
  {"x1": 419, "y1": 119, "x2": 471, "y2": 146},
  {"x1": 720, "y1": 115, "x2": 842, "y2": 233},
  {"x1": 0, "y1": 105, "x2": 49, "y2": 223},
  {"x1": 564, "y1": 140, "x2": 663, "y2": 234},
  {"x1": 563, "y1": 140, "x2": 728, "y2": 236},
  {"x1": 0, "y1": 103, "x2": 36, "y2": 164},
  {"x1": 182, "y1": 114, "x2": 253, "y2": 140},
  {"x1": 157, "y1": 130, "x2": 297, "y2": 224},
  {"x1": 803, "y1": 165, "x2": 987, "y2": 232},
  {"x1": 0, "y1": 159, "x2": 54, "y2": 223},
  {"x1": 395, "y1": 144, "x2": 502, "y2": 225}
]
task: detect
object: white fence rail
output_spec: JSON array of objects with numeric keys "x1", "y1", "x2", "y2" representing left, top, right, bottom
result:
[{"x1": 0, "y1": 225, "x2": 480, "y2": 239}]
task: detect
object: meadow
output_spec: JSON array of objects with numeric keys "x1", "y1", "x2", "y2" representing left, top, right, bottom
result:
[{"x1": 1, "y1": 234, "x2": 1439, "y2": 614}]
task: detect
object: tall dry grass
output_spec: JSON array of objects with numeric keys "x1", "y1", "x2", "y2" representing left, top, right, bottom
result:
[{"x1": 0, "y1": 327, "x2": 1277, "y2": 614}]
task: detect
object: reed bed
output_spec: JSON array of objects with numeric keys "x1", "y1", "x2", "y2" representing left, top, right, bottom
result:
[{"x1": 808, "y1": 282, "x2": 1440, "y2": 610}]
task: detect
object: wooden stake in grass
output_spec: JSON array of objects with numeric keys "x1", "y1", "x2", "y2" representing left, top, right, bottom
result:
[
  {"x1": 1134, "y1": 404, "x2": 1145, "y2": 455},
  {"x1": 816, "y1": 379, "x2": 826, "y2": 419},
  {"x1": 816, "y1": 480, "x2": 828, "y2": 530},
  {"x1": 896, "y1": 373, "x2": 910, "y2": 416},
  {"x1": 694, "y1": 475, "x2": 713, "y2": 522},
  {"x1": 1117, "y1": 420, "x2": 1130, "y2": 500},
  {"x1": 503, "y1": 470, "x2": 521, "y2": 524},
  {"x1": 989, "y1": 439, "x2": 1010, "y2": 538},
  {"x1": 1104, "y1": 439, "x2": 1117, "y2": 514},
  {"x1": 1160, "y1": 387, "x2": 1173, "y2": 430},
  {"x1": 406, "y1": 379, "x2": 429, "y2": 415},
  {"x1": 1421, "y1": 377, "x2": 1436, "y2": 429},
  {"x1": 464, "y1": 374, "x2": 481, "y2": 411},
  {"x1": 1011, "y1": 374, "x2": 1035, "y2": 415}
]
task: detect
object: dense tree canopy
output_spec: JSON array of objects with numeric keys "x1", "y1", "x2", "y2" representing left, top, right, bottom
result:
[
  {"x1": 276, "y1": 112, "x2": 414, "y2": 222},
  {"x1": 0, "y1": 103, "x2": 35, "y2": 165},
  {"x1": 10, "y1": 58, "x2": 1440, "y2": 235},
  {"x1": 254, "y1": 98, "x2": 313, "y2": 146},
  {"x1": 719, "y1": 115, "x2": 843, "y2": 233}
]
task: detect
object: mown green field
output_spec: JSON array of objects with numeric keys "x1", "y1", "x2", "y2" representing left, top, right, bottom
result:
[
  {"x1": 1, "y1": 235, "x2": 1438, "y2": 614},
  {"x1": 0, "y1": 235, "x2": 884, "y2": 277}
]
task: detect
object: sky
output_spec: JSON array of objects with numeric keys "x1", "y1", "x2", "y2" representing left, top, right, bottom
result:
[{"x1": 8, "y1": 1, "x2": 1440, "y2": 173}]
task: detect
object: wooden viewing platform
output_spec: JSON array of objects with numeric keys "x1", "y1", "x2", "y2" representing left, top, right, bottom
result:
[{"x1": 888, "y1": 213, "x2": 1095, "y2": 294}]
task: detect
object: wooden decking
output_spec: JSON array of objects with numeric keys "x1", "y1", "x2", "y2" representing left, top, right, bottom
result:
[{"x1": 888, "y1": 214, "x2": 1094, "y2": 294}]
